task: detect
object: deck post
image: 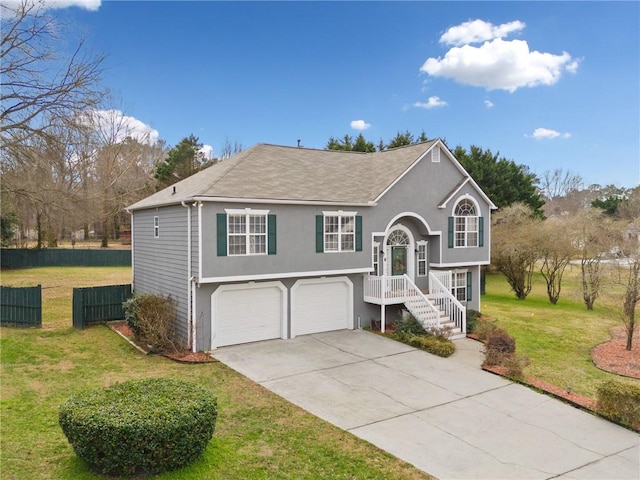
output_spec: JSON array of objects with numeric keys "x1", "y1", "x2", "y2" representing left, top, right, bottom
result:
[{"x1": 381, "y1": 304, "x2": 385, "y2": 333}]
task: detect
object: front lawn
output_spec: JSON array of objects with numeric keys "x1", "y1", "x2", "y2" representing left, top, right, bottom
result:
[
  {"x1": 481, "y1": 268, "x2": 639, "y2": 399},
  {"x1": 1, "y1": 267, "x2": 430, "y2": 480}
]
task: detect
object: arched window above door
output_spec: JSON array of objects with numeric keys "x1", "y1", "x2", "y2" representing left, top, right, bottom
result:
[{"x1": 387, "y1": 229, "x2": 410, "y2": 246}]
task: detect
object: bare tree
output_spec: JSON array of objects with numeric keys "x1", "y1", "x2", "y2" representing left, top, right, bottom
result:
[
  {"x1": 1, "y1": 0, "x2": 105, "y2": 149},
  {"x1": 219, "y1": 137, "x2": 243, "y2": 160},
  {"x1": 538, "y1": 217, "x2": 574, "y2": 304},
  {"x1": 491, "y1": 204, "x2": 542, "y2": 299},
  {"x1": 610, "y1": 236, "x2": 640, "y2": 351},
  {"x1": 539, "y1": 169, "x2": 583, "y2": 200}
]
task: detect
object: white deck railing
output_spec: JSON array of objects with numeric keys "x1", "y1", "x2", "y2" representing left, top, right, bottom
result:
[{"x1": 428, "y1": 271, "x2": 466, "y2": 333}]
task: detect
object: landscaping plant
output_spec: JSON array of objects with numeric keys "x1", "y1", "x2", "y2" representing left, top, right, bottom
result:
[
  {"x1": 123, "y1": 293, "x2": 181, "y2": 352},
  {"x1": 59, "y1": 378, "x2": 217, "y2": 476}
]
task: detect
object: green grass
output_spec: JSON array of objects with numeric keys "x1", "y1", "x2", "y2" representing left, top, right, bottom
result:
[
  {"x1": 1, "y1": 267, "x2": 431, "y2": 480},
  {"x1": 481, "y1": 267, "x2": 639, "y2": 398}
]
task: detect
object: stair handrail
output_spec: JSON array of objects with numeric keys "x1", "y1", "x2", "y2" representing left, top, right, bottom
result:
[
  {"x1": 402, "y1": 274, "x2": 440, "y2": 329},
  {"x1": 428, "y1": 271, "x2": 467, "y2": 332}
]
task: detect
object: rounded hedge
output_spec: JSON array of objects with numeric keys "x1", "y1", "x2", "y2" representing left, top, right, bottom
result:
[{"x1": 59, "y1": 378, "x2": 217, "y2": 476}]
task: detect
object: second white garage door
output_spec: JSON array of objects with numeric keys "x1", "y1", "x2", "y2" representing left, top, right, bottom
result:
[
  {"x1": 212, "y1": 282, "x2": 287, "y2": 348},
  {"x1": 291, "y1": 277, "x2": 353, "y2": 337}
]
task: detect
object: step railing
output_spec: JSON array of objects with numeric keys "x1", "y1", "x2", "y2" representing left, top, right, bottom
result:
[
  {"x1": 364, "y1": 274, "x2": 440, "y2": 331},
  {"x1": 428, "y1": 271, "x2": 466, "y2": 333}
]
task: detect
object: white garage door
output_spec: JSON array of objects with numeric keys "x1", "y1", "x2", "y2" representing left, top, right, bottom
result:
[
  {"x1": 212, "y1": 282, "x2": 286, "y2": 348},
  {"x1": 291, "y1": 277, "x2": 353, "y2": 337}
]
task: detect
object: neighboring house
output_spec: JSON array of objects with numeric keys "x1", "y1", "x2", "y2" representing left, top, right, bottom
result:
[{"x1": 127, "y1": 140, "x2": 496, "y2": 351}]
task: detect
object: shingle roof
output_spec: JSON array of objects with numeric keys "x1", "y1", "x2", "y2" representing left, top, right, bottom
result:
[{"x1": 128, "y1": 141, "x2": 440, "y2": 210}]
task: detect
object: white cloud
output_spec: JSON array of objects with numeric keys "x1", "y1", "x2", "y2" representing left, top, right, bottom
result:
[
  {"x1": 440, "y1": 19, "x2": 525, "y2": 46},
  {"x1": 421, "y1": 20, "x2": 578, "y2": 92},
  {"x1": 85, "y1": 109, "x2": 159, "y2": 145},
  {"x1": 484, "y1": 100, "x2": 494, "y2": 108},
  {"x1": 199, "y1": 144, "x2": 214, "y2": 160},
  {"x1": 414, "y1": 96, "x2": 448, "y2": 109},
  {"x1": 530, "y1": 127, "x2": 571, "y2": 140},
  {"x1": 350, "y1": 120, "x2": 371, "y2": 131},
  {"x1": 2, "y1": 0, "x2": 101, "y2": 11}
]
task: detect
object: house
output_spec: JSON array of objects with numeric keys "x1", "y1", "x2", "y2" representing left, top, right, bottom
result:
[{"x1": 127, "y1": 140, "x2": 496, "y2": 352}]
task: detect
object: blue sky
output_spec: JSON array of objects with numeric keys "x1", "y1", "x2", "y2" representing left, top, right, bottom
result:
[{"x1": 49, "y1": 1, "x2": 640, "y2": 188}]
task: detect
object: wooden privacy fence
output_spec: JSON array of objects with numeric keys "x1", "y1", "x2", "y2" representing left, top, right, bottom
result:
[
  {"x1": 0, "y1": 285, "x2": 42, "y2": 327},
  {"x1": 1, "y1": 249, "x2": 131, "y2": 268},
  {"x1": 73, "y1": 284, "x2": 132, "y2": 329}
]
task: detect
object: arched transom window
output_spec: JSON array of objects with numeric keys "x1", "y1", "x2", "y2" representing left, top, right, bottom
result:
[
  {"x1": 454, "y1": 199, "x2": 478, "y2": 247},
  {"x1": 387, "y1": 230, "x2": 410, "y2": 246}
]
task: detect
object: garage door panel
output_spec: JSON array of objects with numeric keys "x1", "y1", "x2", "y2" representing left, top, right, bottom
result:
[
  {"x1": 293, "y1": 278, "x2": 352, "y2": 337},
  {"x1": 213, "y1": 283, "x2": 285, "y2": 347}
]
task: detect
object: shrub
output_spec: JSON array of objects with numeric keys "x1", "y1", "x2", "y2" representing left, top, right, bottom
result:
[
  {"x1": 596, "y1": 380, "x2": 640, "y2": 430},
  {"x1": 466, "y1": 309, "x2": 482, "y2": 333},
  {"x1": 394, "y1": 313, "x2": 426, "y2": 335},
  {"x1": 123, "y1": 293, "x2": 181, "y2": 353},
  {"x1": 395, "y1": 332, "x2": 455, "y2": 357},
  {"x1": 483, "y1": 328, "x2": 516, "y2": 367},
  {"x1": 59, "y1": 378, "x2": 217, "y2": 476},
  {"x1": 473, "y1": 321, "x2": 499, "y2": 342}
]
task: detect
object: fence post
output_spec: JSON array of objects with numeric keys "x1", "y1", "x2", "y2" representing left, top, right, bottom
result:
[{"x1": 72, "y1": 288, "x2": 84, "y2": 329}]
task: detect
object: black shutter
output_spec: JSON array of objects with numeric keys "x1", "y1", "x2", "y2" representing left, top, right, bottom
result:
[
  {"x1": 355, "y1": 216, "x2": 362, "y2": 252},
  {"x1": 268, "y1": 214, "x2": 277, "y2": 255},
  {"x1": 216, "y1": 213, "x2": 227, "y2": 256},
  {"x1": 316, "y1": 215, "x2": 324, "y2": 253},
  {"x1": 478, "y1": 217, "x2": 484, "y2": 247},
  {"x1": 448, "y1": 217, "x2": 454, "y2": 248}
]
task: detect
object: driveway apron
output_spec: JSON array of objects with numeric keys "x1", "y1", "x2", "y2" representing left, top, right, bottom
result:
[{"x1": 212, "y1": 330, "x2": 640, "y2": 480}]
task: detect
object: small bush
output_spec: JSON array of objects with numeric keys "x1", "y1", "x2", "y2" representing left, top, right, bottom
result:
[
  {"x1": 483, "y1": 328, "x2": 516, "y2": 367},
  {"x1": 466, "y1": 309, "x2": 482, "y2": 333},
  {"x1": 394, "y1": 332, "x2": 455, "y2": 357},
  {"x1": 123, "y1": 293, "x2": 181, "y2": 353},
  {"x1": 474, "y1": 321, "x2": 499, "y2": 342},
  {"x1": 597, "y1": 380, "x2": 640, "y2": 430},
  {"x1": 394, "y1": 313, "x2": 426, "y2": 335},
  {"x1": 59, "y1": 378, "x2": 217, "y2": 476}
]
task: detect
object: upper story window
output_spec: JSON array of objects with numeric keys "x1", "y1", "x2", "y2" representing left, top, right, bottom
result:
[
  {"x1": 217, "y1": 209, "x2": 276, "y2": 257},
  {"x1": 153, "y1": 216, "x2": 159, "y2": 238},
  {"x1": 316, "y1": 211, "x2": 362, "y2": 253}
]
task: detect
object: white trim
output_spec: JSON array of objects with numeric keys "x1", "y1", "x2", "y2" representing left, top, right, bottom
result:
[
  {"x1": 210, "y1": 281, "x2": 287, "y2": 349},
  {"x1": 417, "y1": 240, "x2": 428, "y2": 277},
  {"x1": 130, "y1": 213, "x2": 135, "y2": 291},
  {"x1": 384, "y1": 223, "x2": 415, "y2": 280},
  {"x1": 322, "y1": 211, "x2": 357, "y2": 253},
  {"x1": 430, "y1": 261, "x2": 490, "y2": 267},
  {"x1": 383, "y1": 211, "x2": 440, "y2": 236},
  {"x1": 199, "y1": 267, "x2": 371, "y2": 284},
  {"x1": 450, "y1": 194, "x2": 482, "y2": 217},
  {"x1": 373, "y1": 148, "x2": 431, "y2": 203},
  {"x1": 438, "y1": 178, "x2": 470, "y2": 209},
  {"x1": 290, "y1": 276, "x2": 354, "y2": 338},
  {"x1": 225, "y1": 207, "x2": 270, "y2": 215},
  {"x1": 181, "y1": 201, "x2": 193, "y2": 351},
  {"x1": 200, "y1": 197, "x2": 374, "y2": 207},
  {"x1": 431, "y1": 147, "x2": 440, "y2": 163},
  {"x1": 198, "y1": 202, "x2": 203, "y2": 283}
]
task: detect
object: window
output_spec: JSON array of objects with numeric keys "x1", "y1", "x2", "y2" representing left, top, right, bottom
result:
[
  {"x1": 318, "y1": 211, "x2": 360, "y2": 253},
  {"x1": 417, "y1": 241, "x2": 427, "y2": 276},
  {"x1": 371, "y1": 242, "x2": 380, "y2": 276},
  {"x1": 153, "y1": 216, "x2": 159, "y2": 238},
  {"x1": 431, "y1": 147, "x2": 440, "y2": 163},
  {"x1": 454, "y1": 199, "x2": 478, "y2": 247},
  {"x1": 452, "y1": 270, "x2": 471, "y2": 302},
  {"x1": 217, "y1": 209, "x2": 276, "y2": 256}
]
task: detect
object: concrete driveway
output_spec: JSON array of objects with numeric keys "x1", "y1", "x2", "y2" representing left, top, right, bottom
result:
[{"x1": 212, "y1": 330, "x2": 640, "y2": 480}]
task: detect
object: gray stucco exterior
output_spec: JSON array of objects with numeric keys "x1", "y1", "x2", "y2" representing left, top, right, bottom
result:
[{"x1": 129, "y1": 141, "x2": 496, "y2": 351}]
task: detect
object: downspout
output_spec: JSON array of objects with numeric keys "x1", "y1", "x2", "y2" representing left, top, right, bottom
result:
[
  {"x1": 181, "y1": 202, "x2": 193, "y2": 351},
  {"x1": 127, "y1": 208, "x2": 134, "y2": 292}
]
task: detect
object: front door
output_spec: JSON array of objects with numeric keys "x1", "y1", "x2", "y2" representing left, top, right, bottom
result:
[{"x1": 391, "y1": 246, "x2": 407, "y2": 276}]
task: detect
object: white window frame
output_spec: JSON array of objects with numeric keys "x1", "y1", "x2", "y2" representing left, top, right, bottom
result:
[
  {"x1": 453, "y1": 197, "x2": 479, "y2": 248},
  {"x1": 371, "y1": 242, "x2": 380, "y2": 276},
  {"x1": 452, "y1": 270, "x2": 468, "y2": 302},
  {"x1": 431, "y1": 147, "x2": 440, "y2": 163},
  {"x1": 416, "y1": 240, "x2": 428, "y2": 277},
  {"x1": 323, "y1": 210, "x2": 357, "y2": 253},
  {"x1": 153, "y1": 216, "x2": 159, "y2": 238},
  {"x1": 225, "y1": 208, "x2": 269, "y2": 256}
]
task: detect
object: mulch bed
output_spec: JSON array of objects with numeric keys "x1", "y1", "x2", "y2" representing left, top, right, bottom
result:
[
  {"x1": 477, "y1": 326, "x2": 640, "y2": 417},
  {"x1": 591, "y1": 326, "x2": 640, "y2": 379},
  {"x1": 106, "y1": 321, "x2": 214, "y2": 363}
]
